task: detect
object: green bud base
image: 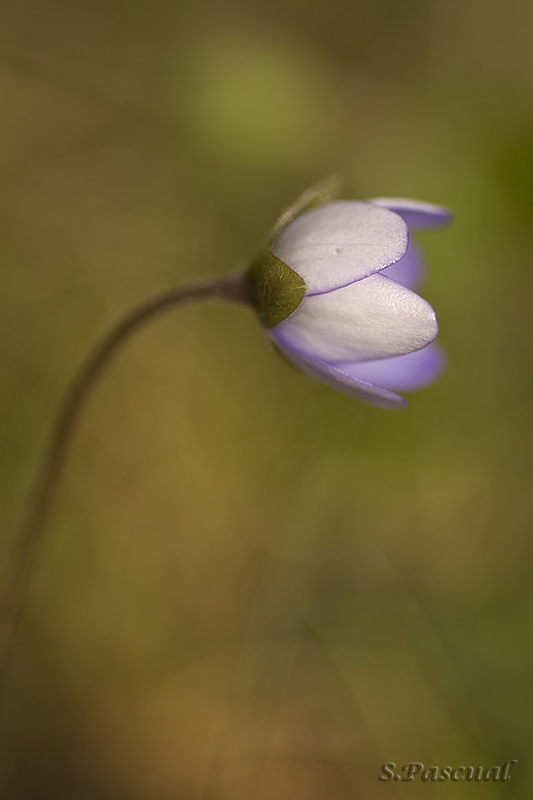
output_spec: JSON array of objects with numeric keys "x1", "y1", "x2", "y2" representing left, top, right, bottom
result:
[{"x1": 246, "y1": 250, "x2": 306, "y2": 328}]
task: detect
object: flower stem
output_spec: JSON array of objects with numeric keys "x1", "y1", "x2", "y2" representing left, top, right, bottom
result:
[{"x1": 0, "y1": 273, "x2": 250, "y2": 688}]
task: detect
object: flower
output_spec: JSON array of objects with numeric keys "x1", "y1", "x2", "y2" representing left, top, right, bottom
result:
[{"x1": 247, "y1": 195, "x2": 451, "y2": 408}]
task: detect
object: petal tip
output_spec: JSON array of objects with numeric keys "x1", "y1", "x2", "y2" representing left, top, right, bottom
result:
[{"x1": 369, "y1": 197, "x2": 453, "y2": 232}]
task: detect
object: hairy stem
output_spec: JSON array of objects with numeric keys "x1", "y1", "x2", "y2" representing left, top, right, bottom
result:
[{"x1": 0, "y1": 273, "x2": 250, "y2": 685}]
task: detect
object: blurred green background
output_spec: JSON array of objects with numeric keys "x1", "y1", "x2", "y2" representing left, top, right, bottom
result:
[{"x1": 1, "y1": 0, "x2": 533, "y2": 797}]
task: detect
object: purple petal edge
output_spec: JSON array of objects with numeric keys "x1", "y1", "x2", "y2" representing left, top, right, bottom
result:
[
  {"x1": 381, "y1": 240, "x2": 425, "y2": 290},
  {"x1": 369, "y1": 198, "x2": 453, "y2": 232},
  {"x1": 270, "y1": 334, "x2": 408, "y2": 409},
  {"x1": 338, "y1": 343, "x2": 445, "y2": 392}
]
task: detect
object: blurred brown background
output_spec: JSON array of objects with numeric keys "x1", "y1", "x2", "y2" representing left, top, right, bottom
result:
[{"x1": 1, "y1": 0, "x2": 533, "y2": 797}]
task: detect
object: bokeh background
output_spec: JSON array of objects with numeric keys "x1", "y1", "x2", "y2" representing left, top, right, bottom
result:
[{"x1": 1, "y1": 0, "x2": 532, "y2": 797}]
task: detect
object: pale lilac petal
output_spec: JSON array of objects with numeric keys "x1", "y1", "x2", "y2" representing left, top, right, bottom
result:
[
  {"x1": 339, "y1": 343, "x2": 445, "y2": 392},
  {"x1": 369, "y1": 198, "x2": 452, "y2": 232},
  {"x1": 381, "y1": 240, "x2": 424, "y2": 290},
  {"x1": 271, "y1": 273, "x2": 438, "y2": 363},
  {"x1": 272, "y1": 345, "x2": 407, "y2": 409},
  {"x1": 270, "y1": 201, "x2": 408, "y2": 294}
]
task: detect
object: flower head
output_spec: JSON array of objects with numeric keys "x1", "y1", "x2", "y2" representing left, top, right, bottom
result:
[{"x1": 247, "y1": 189, "x2": 451, "y2": 408}]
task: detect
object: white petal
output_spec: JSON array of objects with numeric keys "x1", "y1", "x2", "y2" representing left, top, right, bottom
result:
[
  {"x1": 271, "y1": 273, "x2": 438, "y2": 363},
  {"x1": 270, "y1": 201, "x2": 408, "y2": 294},
  {"x1": 369, "y1": 198, "x2": 452, "y2": 232}
]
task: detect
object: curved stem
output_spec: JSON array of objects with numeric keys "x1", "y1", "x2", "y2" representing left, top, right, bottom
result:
[{"x1": 0, "y1": 273, "x2": 250, "y2": 684}]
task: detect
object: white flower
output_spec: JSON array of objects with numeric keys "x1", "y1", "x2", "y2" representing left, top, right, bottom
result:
[{"x1": 248, "y1": 196, "x2": 451, "y2": 408}]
